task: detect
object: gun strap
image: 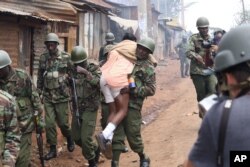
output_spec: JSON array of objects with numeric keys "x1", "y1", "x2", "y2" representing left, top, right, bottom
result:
[{"x1": 217, "y1": 99, "x2": 232, "y2": 167}]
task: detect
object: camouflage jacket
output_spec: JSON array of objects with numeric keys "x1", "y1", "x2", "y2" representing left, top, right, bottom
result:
[
  {"x1": 0, "y1": 90, "x2": 21, "y2": 167},
  {"x1": 69, "y1": 63, "x2": 101, "y2": 113},
  {"x1": 186, "y1": 33, "x2": 214, "y2": 75},
  {"x1": 0, "y1": 68, "x2": 43, "y2": 134},
  {"x1": 37, "y1": 50, "x2": 71, "y2": 103},
  {"x1": 128, "y1": 59, "x2": 156, "y2": 110},
  {"x1": 176, "y1": 42, "x2": 189, "y2": 59}
]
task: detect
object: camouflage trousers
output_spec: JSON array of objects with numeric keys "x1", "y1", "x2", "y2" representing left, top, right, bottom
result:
[
  {"x1": 44, "y1": 100, "x2": 71, "y2": 145},
  {"x1": 71, "y1": 108, "x2": 98, "y2": 160},
  {"x1": 112, "y1": 107, "x2": 144, "y2": 161},
  {"x1": 15, "y1": 132, "x2": 32, "y2": 167},
  {"x1": 191, "y1": 74, "x2": 217, "y2": 102}
]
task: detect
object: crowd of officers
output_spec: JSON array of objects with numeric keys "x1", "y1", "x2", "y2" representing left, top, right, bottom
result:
[
  {"x1": 2, "y1": 15, "x2": 248, "y2": 167},
  {"x1": 0, "y1": 30, "x2": 156, "y2": 167}
]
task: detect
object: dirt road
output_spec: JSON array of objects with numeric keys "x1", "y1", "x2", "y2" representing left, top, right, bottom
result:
[{"x1": 31, "y1": 59, "x2": 202, "y2": 167}]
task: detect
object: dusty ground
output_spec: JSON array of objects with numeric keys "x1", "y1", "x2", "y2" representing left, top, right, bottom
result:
[{"x1": 30, "y1": 58, "x2": 202, "y2": 167}]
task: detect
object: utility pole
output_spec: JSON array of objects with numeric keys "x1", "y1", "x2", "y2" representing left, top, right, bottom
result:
[
  {"x1": 241, "y1": 0, "x2": 246, "y2": 23},
  {"x1": 138, "y1": 0, "x2": 149, "y2": 38},
  {"x1": 181, "y1": 0, "x2": 185, "y2": 28}
]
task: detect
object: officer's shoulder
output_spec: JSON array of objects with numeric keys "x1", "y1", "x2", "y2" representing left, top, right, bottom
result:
[
  {"x1": 0, "y1": 90, "x2": 14, "y2": 105},
  {"x1": 15, "y1": 68, "x2": 29, "y2": 78},
  {"x1": 40, "y1": 52, "x2": 49, "y2": 61},
  {"x1": 60, "y1": 51, "x2": 70, "y2": 59},
  {"x1": 88, "y1": 59, "x2": 99, "y2": 66},
  {"x1": 190, "y1": 33, "x2": 199, "y2": 39}
]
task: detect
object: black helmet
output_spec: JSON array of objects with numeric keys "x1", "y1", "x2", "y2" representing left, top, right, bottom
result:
[
  {"x1": 196, "y1": 17, "x2": 209, "y2": 28},
  {"x1": 214, "y1": 25, "x2": 250, "y2": 72}
]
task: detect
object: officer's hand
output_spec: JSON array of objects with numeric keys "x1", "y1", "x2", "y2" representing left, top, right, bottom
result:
[
  {"x1": 120, "y1": 87, "x2": 129, "y2": 94},
  {"x1": 210, "y1": 45, "x2": 219, "y2": 53},
  {"x1": 76, "y1": 66, "x2": 88, "y2": 74},
  {"x1": 194, "y1": 54, "x2": 204, "y2": 64}
]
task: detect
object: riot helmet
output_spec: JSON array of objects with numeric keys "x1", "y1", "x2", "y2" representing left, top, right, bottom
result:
[
  {"x1": 214, "y1": 25, "x2": 250, "y2": 72},
  {"x1": 0, "y1": 50, "x2": 12, "y2": 69},
  {"x1": 103, "y1": 44, "x2": 114, "y2": 55},
  {"x1": 196, "y1": 17, "x2": 209, "y2": 28},
  {"x1": 71, "y1": 46, "x2": 88, "y2": 64},
  {"x1": 137, "y1": 37, "x2": 155, "y2": 54},
  {"x1": 44, "y1": 33, "x2": 60, "y2": 44},
  {"x1": 105, "y1": 32, "x2": 115, "y2": 42}
]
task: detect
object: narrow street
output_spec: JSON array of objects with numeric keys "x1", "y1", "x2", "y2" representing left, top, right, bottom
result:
[{"x1": 31, "y1": 59, "x2": 202, "y2": 167}]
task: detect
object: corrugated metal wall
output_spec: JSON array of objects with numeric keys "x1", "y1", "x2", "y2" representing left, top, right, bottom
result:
[
  {"x1": 0, "y1": 21, "x2": 20, "y2": 69},
  {"x1": 79, "y1": 12, "x2": 109, "y2": 60}
]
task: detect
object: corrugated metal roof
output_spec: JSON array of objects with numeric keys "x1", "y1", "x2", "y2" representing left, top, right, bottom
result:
[
  {"x1": 104, "y1": 0, "x2": 138, "y2": 7},
  {"x1": 0, "y1": 0, "x2": 77, "y2": 23},
  {"x1": 62, "y1": 0, "x2": 113, "y2": 14},
  {"x1": 83, "y1": 0, "x2": 114, "y2": 9}
]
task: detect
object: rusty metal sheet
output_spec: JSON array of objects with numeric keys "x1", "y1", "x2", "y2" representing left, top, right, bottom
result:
[{"x1": 0, "y1": 0, "x2": 76, "y2": 23}]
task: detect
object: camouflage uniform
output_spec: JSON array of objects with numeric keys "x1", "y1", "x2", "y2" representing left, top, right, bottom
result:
[
  {"x1": 186, "y1": 33, "x2": 217, "y2": 102},
  {"x1": 0, "y1": 68, "x2": 43, "y2": 167},
  {"x1": 176, "y1": 41, "x2": 190, "y2": 77},
  {"x1": 0, "y1": 89, "x2": 21, "y2": 167},
  {"x1": 37, "y1": 50, "x2": 72, "y2": 146},
  {"x1": 70, "y1": 62, "x2": 101, "y2": 161},
  {"x1": 112, "y1": 59, "x2": 156, "y2": 164}
]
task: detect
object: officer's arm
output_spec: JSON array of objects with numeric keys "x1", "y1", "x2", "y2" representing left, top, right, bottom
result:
[
  {"x1": 136, "y1": 66, "x2": 156, "y2": 97},
  {"x1": 3, "y1": 101, "x2": 21, "y2": 167},
  {"x1": 88, "y1": 65, "x2": 101, "y2": 86},
  {"x1": 37, "y1": 56, "x2": 45, "y2": 94},
  {"x1": 186, "y1": 37, "x2": 197, "y2": 60}
]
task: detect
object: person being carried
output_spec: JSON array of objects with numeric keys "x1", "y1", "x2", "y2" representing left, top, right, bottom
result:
[{"x1": 96, "y1": 33, "x2": 157, "y2": 159}]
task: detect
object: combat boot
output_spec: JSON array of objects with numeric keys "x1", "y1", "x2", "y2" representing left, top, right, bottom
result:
[
  {"x1": 44, "y1": 145, "x2": 57, "y2": 160},
  {"x1": 67, "y1": 136, "x2": 75, "y2": 152},
  {"x1": 88, "y1": 159, "x2": 97, "y2": 167},
  {"x1": 140, "y1": 157, "x2": 150, "y2": 167},
  {"x1": 111, "y1": 160, "x2": 119, "y2": 167}
]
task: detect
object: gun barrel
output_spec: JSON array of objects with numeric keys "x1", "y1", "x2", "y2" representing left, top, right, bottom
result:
[{"x1": 71, "y1": 78, "x2": 81, "y2": 127}]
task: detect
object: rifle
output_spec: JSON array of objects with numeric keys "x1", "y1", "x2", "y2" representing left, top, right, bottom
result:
[
  {"x1": 70, "y1": 77, "x2": 81, "y2": 126},
  {"x1": 34, "y1": 111, "x2": 45, "y2": 167}
]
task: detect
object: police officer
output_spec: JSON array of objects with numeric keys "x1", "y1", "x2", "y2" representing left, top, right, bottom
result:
[
  {"x1": 69, "y1": 46, "x2": 101, "y2": 167},
  {"x1": 112, "y1": 37, "x2": 156, "y2": 167},
  {"x1": 99, "y1": 32, "x2": 116, "y2": 63},
  {"x1": 37, "y1": 33, "x2": 74, "y2": 160},
  {"x1": 185, "y1": 24, "x2": 250, "y2": 167},
  {"x1": 0, "y1": 88, "x2": 21, "y2": 167},
  {"x1": 186, "y1": 17, "x2": 218, "y2": 118},
  {"x1": 0, "y1": 50, "x2": 44, "y2": 167},
  {"x1": 175, "y1": 36, "x2": 190, "y2": 78}
]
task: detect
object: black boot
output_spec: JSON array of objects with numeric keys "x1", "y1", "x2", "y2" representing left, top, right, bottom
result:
[
  {"x1": 67, "y1": 136, "x2": 75, "y2": 152},
  {"x1": 111, "y1": 160, "x2": 119, "y2": 167},
  {"x1": 139, "y1": 153, "x2": 150, "y2": 167},
  {"x1": 88, "y1": 159, "x2": 97, "y2": 167},
  {"x1": 44, "y1": 145, "x2": 57, "y2": 160},
  {"x1": 140, "y1": 157, "x2": 150, "y2": 167}
]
